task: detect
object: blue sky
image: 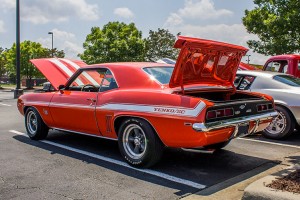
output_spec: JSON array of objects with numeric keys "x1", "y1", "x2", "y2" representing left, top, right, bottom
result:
[{"x1": 0, "y1": 0, "x2": 267, "y2": 64}]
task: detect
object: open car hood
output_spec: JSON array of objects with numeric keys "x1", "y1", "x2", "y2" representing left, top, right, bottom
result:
[
  {"x1": 169, "y1": 36, "x2": 248, "y2": 91},
  {"x1": 30, "y1": 58, "x2": 87, "y2": 90}
]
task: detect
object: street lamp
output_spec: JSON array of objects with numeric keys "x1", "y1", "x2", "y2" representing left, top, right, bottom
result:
[
  {"x1": 14, "y1": 0, "x2": 23, "y2": 98},
  {"x1": 48, "y1": 32, "x2": 53, "y2": 57},
  {"x1": 246, "y1": 54, "x2": 251, "y2": 64}
]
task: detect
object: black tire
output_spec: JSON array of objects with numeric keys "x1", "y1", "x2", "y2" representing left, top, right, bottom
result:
[
  {"x1": 204, "y1": 140, "x2": 231, "y2": 150},
  {"x1": 25, "y1": 107, "x2": 49, "y2": 140},
  {"x1": 263, "y1": 106, "x2": 295, "y2": 139},
  {"x1": 118, "y1": 118, "x2": 164, "y2": 168}
]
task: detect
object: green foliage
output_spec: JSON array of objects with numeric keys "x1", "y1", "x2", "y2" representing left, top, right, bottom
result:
[
  {"x1": 243, "y1": 0, "x2": 300, "y2": 55},
  {"x1": 4, "y1": 41, "x2": 65, "y2": 83},
  {"x1": 79, "y1": 22, "x2": 145, "y2": 64},
  {"x1": 0, "y1": 47, "x2": 8, "y2": 87},
  {"x1": 145, "y1": 28, "x2": 179, "y2": 61}
]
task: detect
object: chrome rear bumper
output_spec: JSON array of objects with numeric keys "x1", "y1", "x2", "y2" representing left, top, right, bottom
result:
[{"x1": 193, "y1": 111, "x2": 278, "y2": 136}]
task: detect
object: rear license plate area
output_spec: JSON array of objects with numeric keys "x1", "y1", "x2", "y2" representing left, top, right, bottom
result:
[{"x1": 236, "y1": 124, "x2": 249, "y2": 137}]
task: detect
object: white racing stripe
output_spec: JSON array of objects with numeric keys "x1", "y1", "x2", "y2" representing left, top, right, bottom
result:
[
  {"x1": 9, "y1": 130, "x2": 206, "y2": 189},
  {"x1": 237, "y1": 137, "x2": 300, "y2": 149},
  {"x1": 49, "y1": 59, "x2": 84, "y2": 86},
  {"x1": 98, "y1": 102, "x2": 206, "y2": 117},
  {"x1": 0, "y1": 103, "x2": 11, "y2": 106},
  {"x1": 61, "y1": 59, "x2": 99, "y2": 86}
]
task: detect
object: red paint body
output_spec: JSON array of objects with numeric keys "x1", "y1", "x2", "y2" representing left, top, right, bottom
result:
[
  {"x1": 17, "y1": 37, "x2": 275, "y2": 149},
  {"x1": 263, "y1": 54, "x2": 300, "y2": 77}
]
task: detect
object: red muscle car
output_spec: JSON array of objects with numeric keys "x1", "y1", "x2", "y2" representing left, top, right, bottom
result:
[{"x1": 17, "y1": 36, "x2": 277, "y2": 168}]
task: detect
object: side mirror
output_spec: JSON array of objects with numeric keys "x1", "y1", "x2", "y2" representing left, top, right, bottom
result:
[
  {"x1": 58, "y1": 84, "x2": 65, "y2": 94},
  {"x1": 58, "y1": 85, "x2": 65, "y2": 90}
]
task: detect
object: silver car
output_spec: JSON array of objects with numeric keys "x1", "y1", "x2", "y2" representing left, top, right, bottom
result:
[{"x1": 235, "y1": 71, "x2": 300, "y2": 139}]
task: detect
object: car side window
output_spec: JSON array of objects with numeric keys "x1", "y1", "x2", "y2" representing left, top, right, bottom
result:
[
  {"x1": 235, "y1": 75, "x2": 255, "y2": 90},
  {"x1": 266, "y1": 61, "x2": 281, "y2": 72},
  {"x1": 67, "y1": 69, "x2": 106, "y2": 92},
  {"x1": 100, "y1": 70, "x2": 118, "y2": 92}
]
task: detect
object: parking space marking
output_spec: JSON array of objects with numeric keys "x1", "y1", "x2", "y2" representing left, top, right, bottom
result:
[
  {"x1": 9, "y1": 130, "x2": 206, "y2": 189},
  {"x1": 0, "y1": 103, "x2": 12, "y2": 107},
  {"x1": 237, "y1": 137, "x2": 300, "y2": 149}
]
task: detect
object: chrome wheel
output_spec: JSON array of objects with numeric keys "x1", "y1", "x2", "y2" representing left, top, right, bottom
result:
[
  {"x1": 265, "y1": 111, "x2": 286, "y2": 135},
  {"x1": 123, "y1": 124, "x2": 147, "y2": 159},
  {"x1": 26, "y1": 110, "x2": 37, "y2": 135}
]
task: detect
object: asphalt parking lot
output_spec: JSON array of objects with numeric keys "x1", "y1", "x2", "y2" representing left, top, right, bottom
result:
[{"x1": 1, "y1": 91, "x2": 300, "y2": 199}]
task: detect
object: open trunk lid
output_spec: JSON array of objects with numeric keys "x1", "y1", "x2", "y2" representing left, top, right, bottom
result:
[
  {"x1": 30, "y1": 58, "x2": 87, "y2": 90},
  {"x1": 169, "y1": 36, "x2": 248, "y2": 91}
]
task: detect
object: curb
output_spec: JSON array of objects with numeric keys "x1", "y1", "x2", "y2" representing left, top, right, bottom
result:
[{"x1": 243, "y1": 169, "x2": 300, "y2": 200}]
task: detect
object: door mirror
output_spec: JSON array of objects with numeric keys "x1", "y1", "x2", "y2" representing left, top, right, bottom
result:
[{"x1": 58, "y1": 84, "x2": 65, "y2": 90}]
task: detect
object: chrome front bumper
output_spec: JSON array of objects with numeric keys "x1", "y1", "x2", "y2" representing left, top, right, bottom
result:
[{"x1": 193, "y1": 111, "x2": 278, "y2": 137}]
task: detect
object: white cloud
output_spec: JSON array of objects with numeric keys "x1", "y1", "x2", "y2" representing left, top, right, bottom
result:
[
  {"x1": 0, "y1": 0, "x2": 99, "y2": 24},
  {"x1": 0, "y1": 20, "x2": 5, "y2": 33},
  {"x1": 38, "y1": 29, "x2": 83, "y2": 59},
  {"x1": 165, "y1": 0, "x2": 233, "y2": 26},
  {"x1": 114, "y1": 7, "x2": 134, "y2": 19},
  {"x1": 0, "y1": 0, "x2": 15, "y2": 10}
]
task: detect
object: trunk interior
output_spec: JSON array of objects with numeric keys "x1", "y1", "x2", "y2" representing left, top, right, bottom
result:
[{"x1": 186, "y1": 91, "x2": 263, "y2": 103}]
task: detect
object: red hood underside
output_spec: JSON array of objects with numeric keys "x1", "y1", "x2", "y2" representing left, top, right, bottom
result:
[
  {"x1": 169, "y1": 36, "x2": 248, "y2": 90},
  {"x1": 30, "y1": 58, "x2": 87, "y2": 90}
]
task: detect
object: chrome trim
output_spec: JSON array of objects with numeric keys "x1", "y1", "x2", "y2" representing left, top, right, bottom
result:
[
  {"x1": 181, "y1": 148, "x2": 215, "y2": 154},
  {"x1": 192, "y1": 111, "x2": 278, "y2": 134},
  {"x1": 52, "y1": 127, "x2": 118, "y2": 141}
]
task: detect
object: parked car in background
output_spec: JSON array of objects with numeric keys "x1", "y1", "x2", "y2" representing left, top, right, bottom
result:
[
  {"x1": 17, "y1": 36, "x2": 277, "y2": 168},
  {"x1": 263, "y1": 54, "x2": 300, "y2": 78},
  {"x1": 235, "y1": 70, "x2": 300, "y2": 139}
]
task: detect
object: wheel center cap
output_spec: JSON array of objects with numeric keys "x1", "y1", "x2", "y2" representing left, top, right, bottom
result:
[{"x1": 134, "y1": 138, "x2": 140, "y2": 146}]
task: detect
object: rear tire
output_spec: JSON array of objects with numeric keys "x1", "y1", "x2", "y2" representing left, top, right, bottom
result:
[
  {"x1": 118, "y1": 118, "x2": 164, "y2": 168},
  {"x1": 25, "y1": 107, "x2": 49, "y2": 140},
  {"x1": 263, "y1": 106, "x2": 294, "y2": 139}
]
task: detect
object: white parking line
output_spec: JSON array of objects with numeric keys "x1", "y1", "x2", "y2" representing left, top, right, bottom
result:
[
  {"x1": 0, "y1": 103, "x2": 11, "y2": 107},
  {"x1": 9, "y1": 130, "x2": 206, "y2": 189},
  {"x1": 237, "y1": 137, "x2": 300, "y2": 149}
]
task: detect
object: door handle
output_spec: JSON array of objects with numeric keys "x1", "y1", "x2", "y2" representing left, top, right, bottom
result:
[{"x1": 86, "y1": 98, "x2": 96, "y2": 102}]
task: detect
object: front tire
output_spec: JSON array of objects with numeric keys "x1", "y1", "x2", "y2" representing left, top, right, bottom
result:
[
  {"x1": 263, "y1": 106, "x2": 294, "y2": 139},
  {"x1": 118, "y1": 118, "x2": 164, "y2": 168},
  {"x1": 25, "y1": 107, "x2": 49, "y2": 140}
]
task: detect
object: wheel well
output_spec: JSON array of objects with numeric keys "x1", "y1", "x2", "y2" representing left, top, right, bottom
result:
[
  {"x1": 113, "y1": 116, "x2": 165, "y2": 146},
  {"x1": 24, "y1": 106, "x2": 29, "y2": 114},
  {"x1": 275, "y1": 104, "x2": 297, "y2": 124}
]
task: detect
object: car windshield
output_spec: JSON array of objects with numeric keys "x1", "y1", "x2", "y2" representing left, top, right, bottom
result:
[
  {"x1": 273, "y1": 75, "x2": 300, "y2": 87},
  {"x1": 143, "y1": 67, "x2": 174, "y2": 84}
]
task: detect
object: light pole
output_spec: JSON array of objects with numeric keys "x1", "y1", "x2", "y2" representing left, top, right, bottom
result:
[
  {"x1": 246, "y1": 54, "x2": 251, "y2": 64},
  {"x1": 14, "y1": 0, "x2": 23, "y2": 98},
  {"x1": 48, "y1": 32, "x2": 53, "y2": 57}
]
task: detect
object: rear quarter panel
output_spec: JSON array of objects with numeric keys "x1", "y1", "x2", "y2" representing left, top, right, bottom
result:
[{"x1": 95, "y1": 89, "x2": 213, "y2": 147}]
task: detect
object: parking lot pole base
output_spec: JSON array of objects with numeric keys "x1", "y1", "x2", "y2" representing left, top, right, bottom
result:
[{"x1": 14, "y1": 89, "x2": 23, "y2": 99}]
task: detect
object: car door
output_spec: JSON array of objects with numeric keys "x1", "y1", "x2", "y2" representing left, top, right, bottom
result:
[{"x1": 49, "y1": 68, "x2": 106, "y2": 135}]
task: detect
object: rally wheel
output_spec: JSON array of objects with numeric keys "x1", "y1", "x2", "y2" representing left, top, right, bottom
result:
[
  {"x1": 25, "y1": 107, "x2": 49, "y2": 140},
  {"x1": 118, "y1": 118, "x2": 164, "y2": 168},
  {"x1": 263, "y1": 106, "x2": 294, "y2": 139}
]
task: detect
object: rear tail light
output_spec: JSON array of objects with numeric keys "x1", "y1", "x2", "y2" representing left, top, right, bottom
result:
[
  {"x1": 206, "y1": 108, "x2": 234, "y2": 120},
  {"x1": 257, "y1": 103, "x2": 273, "y2": 112}
]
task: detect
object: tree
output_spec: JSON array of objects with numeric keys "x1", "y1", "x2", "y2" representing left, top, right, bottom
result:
[
  {"x1": 145, "y1": 28, "x2": 179, "y2": 61},
  {"x1": 4, "y1": 41, "x2": 65, "y2": 88},
  {"x1": 243, "y1": 0, "x2": 300, "y2": 55},
  {"x1": 0, "y1": 47, "x2": 8, "y2": 88},
  {"x1": 79, "y1": 22, "x2": 145, "y2": 64}
]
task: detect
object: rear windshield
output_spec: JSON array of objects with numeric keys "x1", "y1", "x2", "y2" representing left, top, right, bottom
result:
[
  {"x1": 143, "y1": 67, "x2": 174, "y2": 84},
  {"x1": 273, "y1": 75, "x2": 300, "y2": 87}
]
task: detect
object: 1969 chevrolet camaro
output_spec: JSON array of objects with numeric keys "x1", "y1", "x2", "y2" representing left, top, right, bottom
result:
[{"x1": 17, "y1": 36, "x2": 277, "y2": 168}]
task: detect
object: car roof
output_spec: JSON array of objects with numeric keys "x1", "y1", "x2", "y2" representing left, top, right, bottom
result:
[
  {"x1": 88, "y1": 62, "x2": 174, "y2": 69},
  {"x1": 236, "y1": 70, "x2": 287, "y2": 78}
]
